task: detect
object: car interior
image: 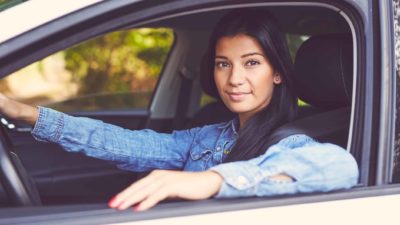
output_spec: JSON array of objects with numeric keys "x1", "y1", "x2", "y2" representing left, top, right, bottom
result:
[{"x1": 0, "y1": 4, "x2": 356, "y2": 208}]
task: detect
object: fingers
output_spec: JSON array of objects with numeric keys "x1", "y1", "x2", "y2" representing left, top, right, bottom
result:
[
  {"x1": 108, "y1": 170, "x2": 171, "y2": 211},
  {"x1": 135, "y1": 187, "x2": 170, "y2": 211},
  {"x1": 109, "y1": 171, "x2": 160, "y2": 208},
  {"x1": 118, "y1": 176, "x2": 164, "y2": 210},
  {"x1": 108, "y1": 170, "x2": 223, "y2": 212},
  {"x1": 109, "y1": 170, "x2": 160, "y2": 209}
]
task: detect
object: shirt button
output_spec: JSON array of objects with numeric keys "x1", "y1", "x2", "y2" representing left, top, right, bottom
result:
[{"x1": 237, "y1": 176, "x2": 248, "y2": 186}]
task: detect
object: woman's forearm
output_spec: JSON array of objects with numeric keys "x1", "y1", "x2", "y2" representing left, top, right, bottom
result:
[
  {"x1": 12, "y1": 100, "x2": 39, "y2": 126},
  {"x1": 0, "y1": 94, "x2": 39, "y2": 126}
]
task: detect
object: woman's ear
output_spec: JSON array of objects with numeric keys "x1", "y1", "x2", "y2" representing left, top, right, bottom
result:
[{"x1": 273, "y1": 73, "x2": 282, "y2": 84}]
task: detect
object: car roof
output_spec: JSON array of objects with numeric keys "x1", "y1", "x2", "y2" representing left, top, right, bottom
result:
[{"x1": 0, "y1": 0, "x2": 104, "y2": 43}]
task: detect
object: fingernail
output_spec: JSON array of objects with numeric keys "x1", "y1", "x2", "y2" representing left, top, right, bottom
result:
[
  {"x1": 108, "y1": 196, "x2": 118, "y2": 208},
  {"x1": 133, "y1": 205, "x2": 141, "y2": 212}
]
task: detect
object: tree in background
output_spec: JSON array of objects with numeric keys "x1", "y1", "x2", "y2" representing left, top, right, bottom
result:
[{"x1": 64, "y1": 28, "x2": 174, "y2": 95}]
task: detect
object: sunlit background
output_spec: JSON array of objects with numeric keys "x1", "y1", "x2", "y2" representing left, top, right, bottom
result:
[{"x1": 0, "y1": 28, "x2": 174, "y2": 112}]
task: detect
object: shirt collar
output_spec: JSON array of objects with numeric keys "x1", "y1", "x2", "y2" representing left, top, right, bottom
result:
[{"x1": 218, "y1": 117, "x2": 240, "y2": 135}]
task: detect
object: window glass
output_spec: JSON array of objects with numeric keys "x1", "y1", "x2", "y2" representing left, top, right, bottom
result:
[{"x1": 0, "y1": 28, "x2": 174, "y2": 112}]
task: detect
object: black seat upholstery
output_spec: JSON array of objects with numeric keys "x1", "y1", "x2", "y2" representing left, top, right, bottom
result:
[
  {"x1": 268, "y1": 34, "x2": 353, "y2": 148},
  {"x1": 295, "y1": 34, "x2": 353, "y2": 110}
]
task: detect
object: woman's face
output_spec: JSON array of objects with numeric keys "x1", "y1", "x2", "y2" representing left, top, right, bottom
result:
[{"x1": 214, "y1": 34, "x2": 281, "y2": 125}]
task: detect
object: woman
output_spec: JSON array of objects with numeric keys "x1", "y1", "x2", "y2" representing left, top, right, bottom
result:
[{"x1": 0, "y1": 9, "x2": 358, "y2": 211}]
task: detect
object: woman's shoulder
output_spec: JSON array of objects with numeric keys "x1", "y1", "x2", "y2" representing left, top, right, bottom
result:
[
  {"x1": 276, "y1": 134, "x2": 318, "y2": 149},
  {"x1": 275, "y1": 134, "x2": 347, "y2": 152}
]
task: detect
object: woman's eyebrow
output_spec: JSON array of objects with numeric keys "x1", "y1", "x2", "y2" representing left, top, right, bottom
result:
[
  {"x1": 215, "y1": 53, "x2": 264, "y2": 59},
  {"x1": 241, "y1": 52, "x2": 265, "y2": 58}
]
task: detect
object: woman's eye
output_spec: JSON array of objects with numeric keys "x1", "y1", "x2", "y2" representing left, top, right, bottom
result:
[
  {"x1": 245, "y1": 60, "x2": 260, "y2": 66},
  {"x1": 215, "y1": 61, "x2": 230, "y2": 68}
]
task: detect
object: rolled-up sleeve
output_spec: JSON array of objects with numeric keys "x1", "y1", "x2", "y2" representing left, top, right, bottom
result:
[{"x1": 210, "y1": 135, "x2": 359, "y2": 198}]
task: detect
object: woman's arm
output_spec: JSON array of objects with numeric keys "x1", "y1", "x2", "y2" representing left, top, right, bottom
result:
[
  {"x1": 0, "y1": 93, "x2": 197, "y2": 172},
  {"x1": 32, "y1": 107, "x2": 198, "y2": 171},
  {"x1": 109, "y1": 135, "x2": 356, "y2": 211},
  {"x1": 0, "y1": 93, "x2": 39, "y2": 126},
  {"x1": 209, "y1": 134, "x2": 359, "y2": 198},
  {"x1": 108, "y1": 169, "x2": 293, "y2": 211}
]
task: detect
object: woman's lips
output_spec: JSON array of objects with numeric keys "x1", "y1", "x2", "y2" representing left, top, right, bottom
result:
[{"x1": 226, "y1": 91, "x2": 250, "y2": 101}]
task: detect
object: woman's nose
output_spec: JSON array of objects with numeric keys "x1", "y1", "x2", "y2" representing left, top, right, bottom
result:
[{"x1": 228, "y1": 65, "x2": 245, "y2": 86}]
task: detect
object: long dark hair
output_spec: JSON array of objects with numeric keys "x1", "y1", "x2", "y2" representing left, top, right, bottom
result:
[{"x1": 205, "y1": 9, "x2": 298, "y2": 162}]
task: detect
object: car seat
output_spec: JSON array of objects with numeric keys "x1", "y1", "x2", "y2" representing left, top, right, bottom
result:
[{"x1": 267, "y1": 34, "x2": 353, "y2": 148}]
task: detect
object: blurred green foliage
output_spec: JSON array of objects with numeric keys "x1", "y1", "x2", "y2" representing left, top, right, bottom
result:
[
  {"x1": 64, "y1": 28, "x2": 174, "y2": 95},
  {"x1": 0, "y1": 0, "x2": 27, "y2": 12},
  {"x1": 49, "y1": 91, "x2": 153, "y2": 112}
]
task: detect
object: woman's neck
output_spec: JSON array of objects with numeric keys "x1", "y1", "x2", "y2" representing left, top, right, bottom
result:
[{"x1": 238, "y1": 113, "x2": 253, "y2": 129}]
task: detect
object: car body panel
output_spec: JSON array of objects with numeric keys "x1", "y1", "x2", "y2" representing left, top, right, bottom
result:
[
  {"x1": 1, "y1": 185, "x2": 400, "y2": 224},
  {"x1": 127, "y1": 195, "x2": 400, "y2": 225},
  {"x1": 0, "y1": 0, "x2": 104, "y2": 43}
]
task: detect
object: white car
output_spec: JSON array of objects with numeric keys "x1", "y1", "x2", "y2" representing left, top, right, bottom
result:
[{"x1": 0, "y1": 0, "x2": 399, "y2": 224}]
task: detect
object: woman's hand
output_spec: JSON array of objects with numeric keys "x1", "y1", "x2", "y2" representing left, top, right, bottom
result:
[
  {"x1": 108, "y1": 170, "x2": 223, "y2": 211},
  {"x1": 0, "y1": 93, "x2": 38, "y2": 126}
]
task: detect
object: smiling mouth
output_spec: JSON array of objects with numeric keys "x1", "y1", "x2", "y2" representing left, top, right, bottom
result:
[{"x1": 226, "y1": 91, "x2": 250, "y2": 101}]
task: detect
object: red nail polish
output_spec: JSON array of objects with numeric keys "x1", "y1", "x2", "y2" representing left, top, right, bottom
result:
[
  {"x1": 133, "y1": 205, "x2": 141, "y2": 212},
  {"x1": 108, "y1": 197, "x2": 117, "y2": 208}
]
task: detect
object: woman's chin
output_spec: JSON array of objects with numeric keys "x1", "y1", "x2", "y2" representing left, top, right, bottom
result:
[
  {"x1": 225, "y1": 105, "x2": 249, "y2": 114},
  {"x1": 222, "y1": 100, "x2": 258, "y2": 114}
]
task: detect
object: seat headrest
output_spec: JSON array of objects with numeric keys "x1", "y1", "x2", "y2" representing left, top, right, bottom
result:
[{"x1": 294, "y1": 34, "x2": 353, "y2": 109}]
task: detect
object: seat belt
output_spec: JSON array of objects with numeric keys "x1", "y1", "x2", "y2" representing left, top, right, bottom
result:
[
  {"x1": 265, "y1": 107, "x2": 350, "y2": 147},
  {"x1": 172, "y1": 67, "x2": 196, "y2": 130}
]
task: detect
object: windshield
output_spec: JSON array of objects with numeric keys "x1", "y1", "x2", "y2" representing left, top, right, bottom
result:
[{"x1": 0, "y1": 0, "x2": 28, "y2": 12}]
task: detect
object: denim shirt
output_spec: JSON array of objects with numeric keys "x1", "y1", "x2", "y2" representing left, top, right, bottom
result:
[{"x1": 32, "y1": 107, "x2": 359, "y2": 198}]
